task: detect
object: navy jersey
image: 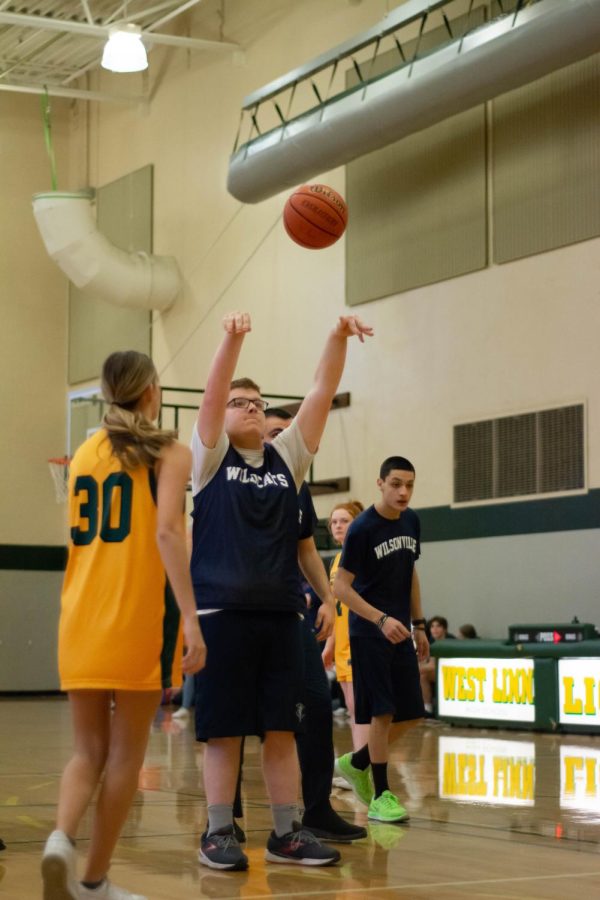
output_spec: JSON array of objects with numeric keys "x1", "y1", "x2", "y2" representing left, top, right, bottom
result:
[
  {"x1": 298, "y1": 481, "x2": 318, "y2": 540},
  {"x1": 190, "y1": 442, "x2": 303, "y2": 612},
  {"x1": 340, "y1": 505, "x2": 421, "y2": 643}
]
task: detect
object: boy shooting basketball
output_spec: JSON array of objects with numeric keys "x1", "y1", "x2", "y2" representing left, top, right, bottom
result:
[{"x1": 190, "y1": 311, "x2": 372, "y2": 870}]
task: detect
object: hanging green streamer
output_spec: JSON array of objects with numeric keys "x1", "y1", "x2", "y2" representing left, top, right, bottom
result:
[{"x1": 40, "y1": 86, "x2": 58, "y2": 191}]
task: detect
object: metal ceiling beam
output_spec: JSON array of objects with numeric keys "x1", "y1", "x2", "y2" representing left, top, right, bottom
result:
[
  {"x1": 80, "y1": 1, "x2": 94, "y2": 26},
  {"x1": 0, "y1": 80, "x2": 144, "y2": 104},
  {"x1": 0, "y1": 10, "x2": 238, "y2": 51}
]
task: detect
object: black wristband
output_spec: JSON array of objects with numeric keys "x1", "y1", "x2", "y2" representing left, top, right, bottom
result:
[
  {"x1": 411, "y1": 617, "x2": 426, "y2": 627},
  {"x1": 376, "y1": 614, "x2": 388, "y2": 631}
]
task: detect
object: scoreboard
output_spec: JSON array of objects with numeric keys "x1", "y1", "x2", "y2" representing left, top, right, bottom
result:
[{"x1": 508, "y1": 622, "x2": 597, "y2": 644}]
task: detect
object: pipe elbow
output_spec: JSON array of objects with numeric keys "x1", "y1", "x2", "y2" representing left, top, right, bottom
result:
[{"x1": 32, "y1": 191, "x2": 181, "y2": 312}]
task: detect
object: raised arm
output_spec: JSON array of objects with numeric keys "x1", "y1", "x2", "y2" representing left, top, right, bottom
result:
[
  {"x1": 295, "y1": 315, "x2": 373, "y2": 453},
  {"x1": 197, "y1": 312, "x2": 251, "y2": 448}
]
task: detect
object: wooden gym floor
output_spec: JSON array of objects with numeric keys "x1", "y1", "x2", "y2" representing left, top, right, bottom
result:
[{"x1": 1, "y1": 696, "x2": 600, "y2": 900}]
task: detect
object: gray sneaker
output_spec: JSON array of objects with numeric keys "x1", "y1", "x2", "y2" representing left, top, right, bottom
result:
[
  {"x1": 41, "y1": 830, "x2": 78, "y2": 900},
  {"x1": 198, "y1": 825, "x2": 249, "y2": 871}
]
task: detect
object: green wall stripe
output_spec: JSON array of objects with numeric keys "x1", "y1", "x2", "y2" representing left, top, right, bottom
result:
[
  {"x1": 416, "y1": 489, "x2": 600, "y2": 542},
  {"x1": 4, "y1": 489, "x2": 600, "y2": 571},
  {"x1": 0, "y1": 545, "x2": 67, "y2": 571}
]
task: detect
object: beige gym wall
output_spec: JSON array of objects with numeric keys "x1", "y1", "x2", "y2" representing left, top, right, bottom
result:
[
  {"x1": 2, "y1": 0, "x2": 599, "y2": 638},
  {"x1": 0, "y1": 92, "x2": 70, "y2": 545},
  {"x1": 64, "y1": 0, "x2": 600, "y2": 517}
]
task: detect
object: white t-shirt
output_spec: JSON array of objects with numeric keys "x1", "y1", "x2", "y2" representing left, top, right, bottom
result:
[{"x1": 191, "y1": 417, "x2": 313, "y2": 496}]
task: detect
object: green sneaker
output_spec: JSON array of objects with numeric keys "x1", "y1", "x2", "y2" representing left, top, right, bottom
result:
[
  {"x1": 368, "y1": 790, "x2": 409, "y2": 823},
  {"x1": 334, "y1": 753, "x2": 374, "y2": 806}
]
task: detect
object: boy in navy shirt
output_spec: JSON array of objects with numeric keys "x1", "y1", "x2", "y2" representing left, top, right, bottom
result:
[
  {"x1": 191, "y1": 311, "x2": 372, "y2": 870},
  {"x1": 333, "y1": 456, "x2": 429, "y2": 823}
]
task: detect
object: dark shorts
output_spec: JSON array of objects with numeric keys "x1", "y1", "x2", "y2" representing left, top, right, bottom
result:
[
  {"x1": 194, "y1": 610, "x2": 305, "y2": 741},
  {"x1": 350, "y1": 636, "x2": 425, "y2": 724}
]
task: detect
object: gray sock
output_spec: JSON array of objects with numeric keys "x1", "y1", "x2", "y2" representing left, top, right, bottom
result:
[
  {"x1": 272, "y1": 802, "x2": 299, "y2": 838},
  {"x1": 207, "y1": 803, "x2": 234, "y2": 835}
]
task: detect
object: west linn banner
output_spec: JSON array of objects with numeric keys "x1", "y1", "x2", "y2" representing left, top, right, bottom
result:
[
  {"x1": 437, "y1": 657, "x2": 535, "y2": 722},
  {"x1": 559, "y1": 658, "x2": 600, "y2": 726}
]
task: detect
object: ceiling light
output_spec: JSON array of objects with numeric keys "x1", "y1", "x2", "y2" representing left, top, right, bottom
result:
[{"x1": 101, "y1": 24, "x2": 148, "y2": 73}]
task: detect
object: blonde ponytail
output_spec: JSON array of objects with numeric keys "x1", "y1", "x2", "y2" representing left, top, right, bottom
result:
[{"x1": 101, "y1": 351, "x2": 177, "y2": 469}]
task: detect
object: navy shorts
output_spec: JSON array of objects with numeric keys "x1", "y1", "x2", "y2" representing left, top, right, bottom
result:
[
  {"x1": 350, "y1": 636, "x2": 425, "y2": 724},
  {"x1": 194, "y1": 610, "x2": 305, "y2": 741}
]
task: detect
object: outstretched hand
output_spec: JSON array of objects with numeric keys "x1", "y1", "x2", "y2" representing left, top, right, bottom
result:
[
  {"x1": 223, "y1": 312, "x2": 252, "y2": 335},
  {"x1": 334, "y1": 315, "x2": 373, "y2": 343}
]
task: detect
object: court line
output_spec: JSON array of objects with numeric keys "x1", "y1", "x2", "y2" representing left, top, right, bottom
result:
[{"x1": 234, "y1": 869, "x2": 600, "y2": 899}]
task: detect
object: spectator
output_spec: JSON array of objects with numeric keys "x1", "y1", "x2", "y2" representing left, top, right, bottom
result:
[
  {"x1": 458, "y1": 623, "x2": 479, "y2": 640},
  {"x1": 420, "y1": 616, "x2": 455, "y2": 716}
]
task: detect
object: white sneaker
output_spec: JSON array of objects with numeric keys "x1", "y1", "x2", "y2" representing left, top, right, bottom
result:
[
  {"x1": 172, "y1": 707, "x2": 190, "y2": 721},
  {"x1": 79, "y1": 881, "x2": 148, "y2": 900},
  {"x1": 332, "y1": 776, "x2": 352, "y2": 790},
  {"x1": 42, "y1": 830, "x2": 78, "y2": 900}
]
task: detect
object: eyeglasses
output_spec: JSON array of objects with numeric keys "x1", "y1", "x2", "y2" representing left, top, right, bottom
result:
[{"x1": 226, "y1": 397, "x2": 269, "y2": 412}]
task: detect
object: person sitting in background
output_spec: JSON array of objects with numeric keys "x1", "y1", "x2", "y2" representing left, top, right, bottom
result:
[
  {"x1": 458, "y1": 623, "x2": 479, "y2": 640},
  {"x1": 427, "y1": 615, "x2": 455, "y2": 643},
  {"x1": 420, "y1": 616, "x2": 455, "y2": 716}
]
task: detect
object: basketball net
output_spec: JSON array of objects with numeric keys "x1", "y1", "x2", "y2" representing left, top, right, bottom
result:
[{"x1": 48, "y1": 456, "x2": 70, "y2": 503}]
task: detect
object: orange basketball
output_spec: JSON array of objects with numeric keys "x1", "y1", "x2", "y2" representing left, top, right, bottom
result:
[{"x1": 283, "y1": 184, "x2": 348, "y2": 249}]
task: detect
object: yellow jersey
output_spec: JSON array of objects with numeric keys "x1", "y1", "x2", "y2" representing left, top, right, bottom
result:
[
  {"x1": 330, "y1": 551, "x2": 352, "y2": 682},
  {"x1": 59, "y1": 429, "x2": 181, "y2": 691}
]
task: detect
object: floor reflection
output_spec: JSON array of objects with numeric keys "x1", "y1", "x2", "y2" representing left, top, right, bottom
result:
[{"x1": 2, "y1": 698, "x2": 600, "y2": 900}]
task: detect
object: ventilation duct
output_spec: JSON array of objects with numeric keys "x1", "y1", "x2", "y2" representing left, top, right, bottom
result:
[
  {"x1": 32, "y1": 192, "x2": 181, "y2": 311},
  {"x1": 228, "y1": 0, "x2": 600, "y2": 204}
]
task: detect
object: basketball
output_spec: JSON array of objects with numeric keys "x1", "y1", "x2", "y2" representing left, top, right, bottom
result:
[{"x1": 283, "y1": 183, "x2": 348, "y2": 249}]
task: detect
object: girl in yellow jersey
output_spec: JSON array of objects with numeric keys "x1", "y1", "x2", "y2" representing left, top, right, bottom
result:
[
  {"x1": 324, "y1": 501, "x2": 370, "y2": 754},
  {"x1": 42, "y1": 351, "x2": 206, "y2": 900}
]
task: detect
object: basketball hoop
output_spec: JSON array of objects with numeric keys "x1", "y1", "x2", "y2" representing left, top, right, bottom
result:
[{"x1": 48, "y1": 456, "x2": 71, "y2": 503}]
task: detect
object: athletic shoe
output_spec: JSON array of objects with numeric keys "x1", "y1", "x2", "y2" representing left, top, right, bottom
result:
[
  {"x1": 334, "y1": 753, "x2": 374, "y2": 806},
  {"x1": 172, "y1": 707, "x2": 190, "y2": 721},
  {"x1": 367, "y1": 790, "x2": 409, "y2": 823},
  {"x1": 298, "y1": 818, "x2": 367, "y2": 843},
  {"x1": 331, "y1": 775, "x2": 352, "y2": 790},
  {"x1": 41, "y1": 830, "x2": 78, "y2": 900},
  {"x1": 265, "y1": 828, "x2": 341, "y2": 866},
  {"x1": 198, "y1": 826, "x2": 249, "y2": 871},
  {"x1": 78, "y1": 882, "x2": 147, "y2": 899},
  {"x1": 200, "y1": 821, "x2": 246, "y2": 845}
]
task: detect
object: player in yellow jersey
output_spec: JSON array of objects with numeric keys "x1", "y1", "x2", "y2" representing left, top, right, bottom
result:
[
  {"x1": 323, "y1": 502, "x2": 370, "y2": 758},
  {"x1": 42, "y1": 351, "x2": 206, "y2": 900}
]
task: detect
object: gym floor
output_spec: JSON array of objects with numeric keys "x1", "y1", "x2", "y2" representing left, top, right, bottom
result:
[{"x1": 2, "y1": 696, "x2": 600, "y2": 899}]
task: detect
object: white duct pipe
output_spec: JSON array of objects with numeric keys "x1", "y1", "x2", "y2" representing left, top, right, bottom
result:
[
  {"x1": 228, "y1": 0, "x2": 600, "y2": 203},
  {"x1": 32, "y1": 192, "x2": 181, "y2": 311}
]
